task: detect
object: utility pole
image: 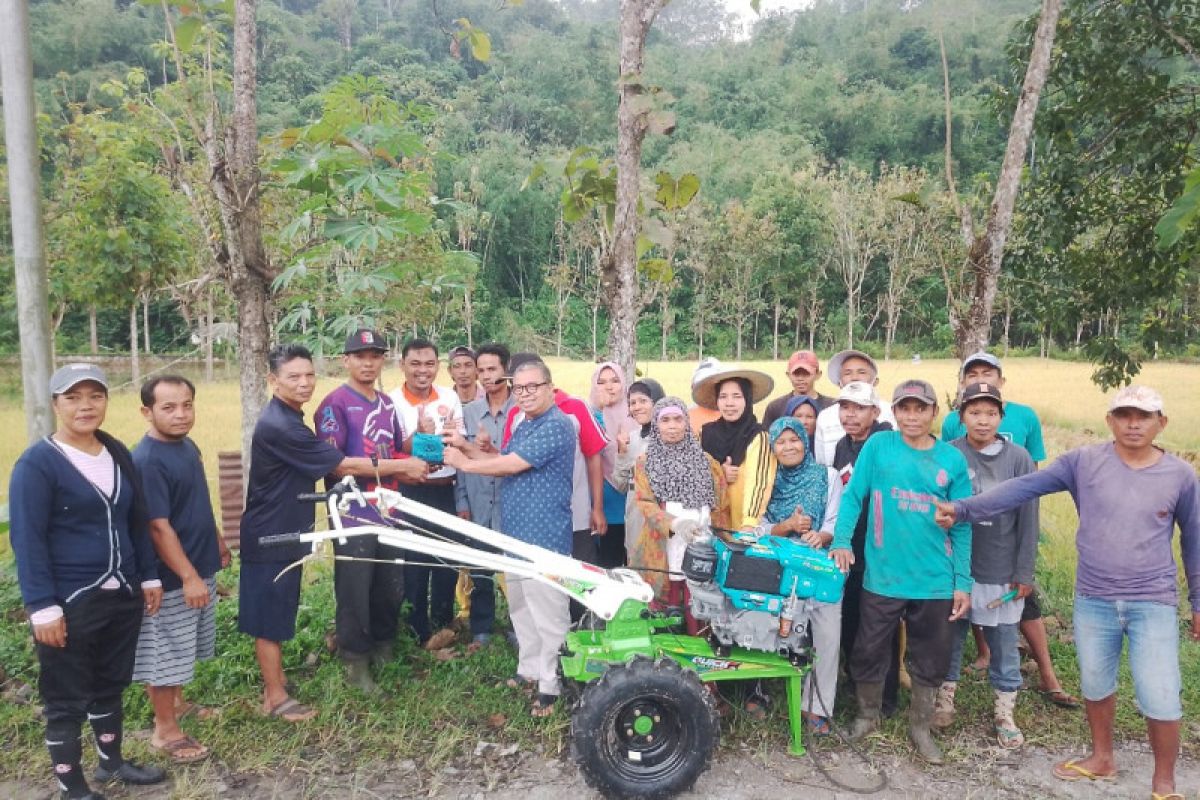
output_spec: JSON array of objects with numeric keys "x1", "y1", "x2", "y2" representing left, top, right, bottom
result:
[{"x1": 1, "y1": 0, "x2": 54, "y2": 441}]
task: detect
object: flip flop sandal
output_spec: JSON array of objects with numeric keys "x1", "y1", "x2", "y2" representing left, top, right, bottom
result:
[
  {"x1": 531, "y1": 693, "x2": 558, "y2": 718},
  {"x1": 1053, "y1": 759, "x2": 1117, "y2": 783},
  {"x1": 151, "y1": 735, "x2": 209, "y2": 764},
  {"x1": 803, "y1": 715, "x2": 832, "y2": 736},
  {"x1": 1038, "y1": 688, "x2": 1081, "y2": 709},
  {"x1": 263, "y1": 697, "x2": 317, "y2": 723},
  {"x1": 743, "y1": 695, "x2": 769, "y2": 722},
  {"x1": 1151, "y1": 793, "x2": 1185, "y2": 800}
]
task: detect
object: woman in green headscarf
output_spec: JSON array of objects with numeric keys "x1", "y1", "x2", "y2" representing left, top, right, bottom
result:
[{"x1": 744, "y1": 416, "x2": 845, "y2": 733}]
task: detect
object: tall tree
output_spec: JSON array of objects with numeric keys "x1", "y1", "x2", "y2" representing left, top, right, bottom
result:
[
  {"x1": 149, "y1": 0, "x2": 274, "y2": 458},
  {"x1": 942, "y1": 0, "x2": 1062, "y2": 357},
  {"x1": 608, "y1": 0, "x2": 668, "y2": 376},
  {"x1": 1, "y1": 0, "x2": 54, "y2": 440}
]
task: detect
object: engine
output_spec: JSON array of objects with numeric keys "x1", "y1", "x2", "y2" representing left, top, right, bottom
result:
[{"x1": 682, "y1": 531, "x2": 847, "y2": 665}]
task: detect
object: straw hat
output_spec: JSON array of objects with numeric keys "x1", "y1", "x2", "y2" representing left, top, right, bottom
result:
[{"x1": 690, "y1": 359, "x2": 774, "y2": 410}]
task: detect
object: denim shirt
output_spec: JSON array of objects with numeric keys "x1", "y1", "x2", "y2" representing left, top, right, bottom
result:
[{"x1": 454, "y1": 393, "x2": 516, "y2": 529}]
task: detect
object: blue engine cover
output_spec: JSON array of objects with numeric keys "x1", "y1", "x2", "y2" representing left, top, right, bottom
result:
[{"x1": 713, "y1": 532, "x2": 846, "y2": 612}]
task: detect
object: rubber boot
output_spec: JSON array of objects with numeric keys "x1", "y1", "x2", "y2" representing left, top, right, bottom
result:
[
  {"x1": 931, "y1": 681, "x2": 957, "y2": 729},
  {"x1": 908, "y1": 683, "x2": 945, "y2": 764},
  {"x1": 846, "y1": 681, "x2": 883, "y2": 742},
  {"x1": 370, "y1": 641, "x2": 395, "y2": 669},
  {"x1": 993, "y1": 690, "x2": 1024, "y2": 748},
  {"x1": 344, "y1": 658, "x2": 379, "y2": 694}
]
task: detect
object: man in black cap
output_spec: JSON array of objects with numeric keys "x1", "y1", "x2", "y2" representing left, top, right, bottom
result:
[{"x1": 313, "y1": 330, "x2": 429, "y2": 692}]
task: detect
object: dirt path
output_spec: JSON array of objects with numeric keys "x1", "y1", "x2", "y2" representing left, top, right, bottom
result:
[{"x1": 4, "y1": 741, "x2": 1197, "y2": 800}]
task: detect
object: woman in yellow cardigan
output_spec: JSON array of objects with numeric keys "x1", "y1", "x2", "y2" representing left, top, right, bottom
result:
[{"x1": 692, "y1": 368, "x2": 774, "y2": 528}]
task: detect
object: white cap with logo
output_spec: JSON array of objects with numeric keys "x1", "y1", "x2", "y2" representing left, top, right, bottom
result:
[
  {"x1": 1108, "y1": 385, "x2": 1164, "y2": 414},
  {"x1": 837, "y1": 381, "x2": 879, "y2": 407}
]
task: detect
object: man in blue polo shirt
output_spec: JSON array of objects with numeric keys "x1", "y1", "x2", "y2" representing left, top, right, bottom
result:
[
  {"x1": 314, "y1": 329, "x2": 427, "y2": 693},
  {"x1": 240, "y1": 344, "x2": 427, "y2": 721},
  {"x1": 444, "y1": 358, "x2": 575, "y2": 718}
]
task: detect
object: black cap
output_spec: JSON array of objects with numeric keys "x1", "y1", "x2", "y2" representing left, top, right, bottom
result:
[
  {"x1": 503, "y1": 352, "x2": 543, "y2": 379},
  {"x1": 343, "y1": 328, "x2": 387, "y2": 354},
  {"x1": 960, "y1": 381, "x2": 1004, "y2": 408},
  {"x1": 447, "y1": 345, "x2": 476, "y2": 362}
]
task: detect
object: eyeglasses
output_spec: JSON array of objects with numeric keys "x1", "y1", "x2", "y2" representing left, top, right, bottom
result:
[{"x1": 512, "y1": 381, "x2": 550, "y2": 396}]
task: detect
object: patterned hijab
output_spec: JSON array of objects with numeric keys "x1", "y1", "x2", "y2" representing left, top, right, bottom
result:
[
  {"x1": 700, "y1": 377, "x2": 762, "y2": 467},
  {"x1": 764, "y1": 417, "x2": 829, "y2": 530},
  {"x1": 589, "y1": 361, "x2": 630, "y2": 481},
  {"x1": 644, "y1": 396, "x2": 718, "y2": 510}
]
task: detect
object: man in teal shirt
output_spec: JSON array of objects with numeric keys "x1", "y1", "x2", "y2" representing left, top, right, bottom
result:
[
  {"x1": 831, "y1": 379, "x2": 973, "y2": 764},
  {"x1": 940, "y1": 352, "x2": 1046, "y2": 461}
]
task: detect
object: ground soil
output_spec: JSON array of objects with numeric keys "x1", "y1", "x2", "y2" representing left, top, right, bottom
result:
[{"x1": 3, "y1": 740, "x2": 1197, "y2": 800}]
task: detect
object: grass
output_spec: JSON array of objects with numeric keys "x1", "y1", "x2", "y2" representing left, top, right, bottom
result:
[{"x1": 0, "y1": 356, "x2": 1197, "y2": 791}]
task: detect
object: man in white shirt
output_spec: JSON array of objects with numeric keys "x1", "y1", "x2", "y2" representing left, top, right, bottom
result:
[
  {"x1": 813, "y1": 350, "x2": 895, "y2": 466},
  {"x1": 390, "y1": 338, "x2": 464, "y2": 649}
]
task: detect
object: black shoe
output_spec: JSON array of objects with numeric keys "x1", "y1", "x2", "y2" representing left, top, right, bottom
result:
[{"x1": 93, "y1": 760, "x2": 166, "y2": 785}]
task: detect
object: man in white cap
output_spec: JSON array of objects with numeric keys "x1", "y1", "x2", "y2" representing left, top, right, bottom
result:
[
  {"x1": 940, "y1": 352, "x2": 1046, "y2": 461},
  {"x1": 812, "y1": 349, "x2": 895, "y2": 466},
  {"x1": 935, "y1": 385, "x2": 1200, "y2": 799}
]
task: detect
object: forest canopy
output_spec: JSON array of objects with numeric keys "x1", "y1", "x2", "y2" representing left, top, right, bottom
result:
[{"x1": 1, "y1": 0, "x2": 1197, "y2": 377}]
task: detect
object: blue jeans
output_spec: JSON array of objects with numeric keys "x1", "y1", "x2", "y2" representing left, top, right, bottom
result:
[
  {"x1": 945, "y1": 619, "x2": 1023, "y2": 691},
  {"x1": 1073, "y1": 595, "x2": 1182, "y2": 721}
]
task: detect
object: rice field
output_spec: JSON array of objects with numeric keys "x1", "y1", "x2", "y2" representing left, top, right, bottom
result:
[{"x1": 0, "y1": 355, "x2": 1197, "y2": 512}]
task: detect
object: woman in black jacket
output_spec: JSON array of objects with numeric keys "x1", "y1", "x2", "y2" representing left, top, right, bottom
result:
[{"x1": 9, "y1": 364, "x2": 166, "y2": 799}]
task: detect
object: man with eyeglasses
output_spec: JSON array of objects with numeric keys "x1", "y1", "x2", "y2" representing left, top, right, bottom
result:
[{"x1": 443, "y1": 358, "x2": 576, "y2": 718}]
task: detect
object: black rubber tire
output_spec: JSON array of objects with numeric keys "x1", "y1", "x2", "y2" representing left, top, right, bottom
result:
[{"x1": 570, "y1": 654, "x2": 720, "y2": 800}]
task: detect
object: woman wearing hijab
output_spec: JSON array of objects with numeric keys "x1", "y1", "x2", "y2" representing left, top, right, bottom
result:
[
  {"x1": 588, "y1": 361, "x2": 633, "y2": 568},
  {"x1": 696, "y1": 371, "x2": 773, "y2": 529},
  {"x1": 611, "y1": 379, "x2": 665, "y2": 562},
  {"x1": 784, "y1": 394, "x2": 821, "y2": 442},
  {"x1": 743, "y1": 417, "x2": 845, "y2": 733},
  {"x1": 631, "y1": 397, "x2": 730, "y2": 606}
]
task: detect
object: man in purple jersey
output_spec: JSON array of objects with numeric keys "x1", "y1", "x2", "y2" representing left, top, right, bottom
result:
[
  {"x1": 936, "y1": 386, "x2": 1199, "y2": 798},
  {"x1": 315, "y1": 328, "x2": 427, "y2": 693}
]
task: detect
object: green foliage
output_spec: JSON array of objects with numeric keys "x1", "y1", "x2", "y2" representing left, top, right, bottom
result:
[
  {"x1": 1008, "y1": 0, "x2": 1200, "y2": 385},
  {"x1": 271, "y1": 74, "x2": 469, "y2": 352}
]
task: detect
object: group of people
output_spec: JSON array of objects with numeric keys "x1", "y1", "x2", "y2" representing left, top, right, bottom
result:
[{"x1": 7, "y1": 337, "x2": 1199, "y2": 800}]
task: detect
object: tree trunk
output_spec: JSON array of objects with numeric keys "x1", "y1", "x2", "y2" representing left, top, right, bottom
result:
[
  {"x1": 771, "y1": 300, "x2": 781, "y2": 360},
  {"x1": 0, "y1": 0, "x2": 54, "y2": 441},
  {"x1": 846, "y1": 290, "x2": 857, "y2": 349},
  {"x1": 606, "y1": 0, "x2": 666, "y2": 378},
  {"x1": 142, "y1": 293, "x2": 151, "y2": 354},
  {"x1": 130, "y1": 303, "x2": 141, "y2": 386},
  {"x1": 89, "y1": 305, "x2": 99, "y2": 354},
  {"x1": 204, "y1": 285, "x2": 215, "y2": 382},
  {"x1": 463, "y1": 287, "x2": 474, "y2": 348},
  {"x1": 955, "y1": 0, "x2": 1062, "y2": 357},
  {"x1": 223, "y1": 0, "x2": 273, "y2": 463},
  {"x1": 660, "y1": 290, "x2": 669, "y2": 360}
]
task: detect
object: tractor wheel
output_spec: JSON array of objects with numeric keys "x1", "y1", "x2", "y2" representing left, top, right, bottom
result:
[{"x1": 570, "y1": 655, "x2": 719, "y2": 800}]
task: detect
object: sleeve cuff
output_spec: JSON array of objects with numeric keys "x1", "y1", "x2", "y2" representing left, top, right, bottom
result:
[
  {"x1": 141, "y1": 580, "x2": 162, "y2": 589},
  {"x1": 29, "y1": 605, "x2": 64, "y2": 625}
]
